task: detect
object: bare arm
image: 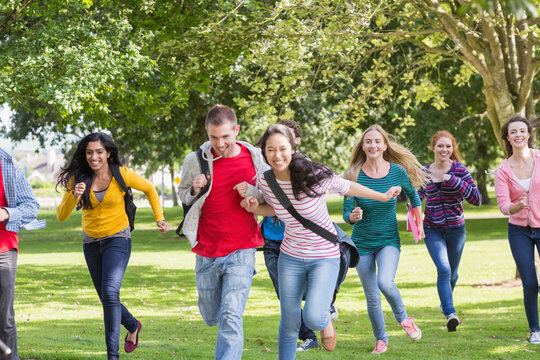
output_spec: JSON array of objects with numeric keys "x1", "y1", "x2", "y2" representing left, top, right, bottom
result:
[
  {"x1": 346, "y1": 181, "x2": 401, "y2": 202},
  {"x1": 241, "y1": 196, "x2": 276, "y2": 217}
]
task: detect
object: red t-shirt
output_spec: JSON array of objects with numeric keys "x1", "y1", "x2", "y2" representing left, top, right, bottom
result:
[
  {"x1": 193, "y1": 144, "x2": 263, "y2": 257},
  {"x1": 0, "y1": 159, "x2": 18, "y2": 253}
]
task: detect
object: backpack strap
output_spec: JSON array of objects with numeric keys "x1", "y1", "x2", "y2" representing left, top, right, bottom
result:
[
  {"x1": 110, "y1": 164, "x2": 129, "y2": 194},
  {"x1": 175, "y1": 148, "x2": 210, "y2": 236},
  {"x1": 263, "y1": 169, "x2": 337, "y2": 244}
]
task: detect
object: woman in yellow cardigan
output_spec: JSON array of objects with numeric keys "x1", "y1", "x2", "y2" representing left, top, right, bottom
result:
[{"x1": 56, "y1": 133, "x2": 170, "y2": 360}]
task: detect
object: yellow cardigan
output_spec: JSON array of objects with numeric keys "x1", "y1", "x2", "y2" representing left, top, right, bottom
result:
[{"x1": 57, "y1": 166, "x2": 164, "y2": 238}]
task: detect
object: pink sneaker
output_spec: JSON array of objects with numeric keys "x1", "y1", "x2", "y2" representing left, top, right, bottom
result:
[
  {"x1": 400, "y1": 317, "x2": 422, "y2": 340},
  {"x1": 371, "y1": 339, "x2": 387, "y2": 354}
]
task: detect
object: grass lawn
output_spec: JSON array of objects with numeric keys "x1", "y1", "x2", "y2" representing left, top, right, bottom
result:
[{"x1": 13, "y1": 199, "x2": 539, "y2": 359}]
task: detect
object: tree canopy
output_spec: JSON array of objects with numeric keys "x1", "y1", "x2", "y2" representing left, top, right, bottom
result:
[{"x1": 2, "y1": 0, "x2": 539, "y2": 204}]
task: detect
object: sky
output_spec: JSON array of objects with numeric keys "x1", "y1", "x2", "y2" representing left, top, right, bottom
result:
[
  {"x1": 0, "y1": 105, "x2": 11, "y2": 130},
  {"x1": 0, "y1": 105, "x2": 61, "y2": 153}
]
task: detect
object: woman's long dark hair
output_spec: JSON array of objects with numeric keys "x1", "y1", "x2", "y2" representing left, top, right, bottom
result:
[
  {"x1": 501, "y1": 115, "x2": 534, "y2": 157},
  {"x1": 259, "y1": 124, "x2": 334, "y2": 200},
  {"x1": 56, "y1": 132, "x2": 122, "y2": 210}
]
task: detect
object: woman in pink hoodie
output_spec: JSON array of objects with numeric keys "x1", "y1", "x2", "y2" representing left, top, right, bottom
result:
[{"x1": 494, "y1": 115, "x2": 540, "y2": 345}]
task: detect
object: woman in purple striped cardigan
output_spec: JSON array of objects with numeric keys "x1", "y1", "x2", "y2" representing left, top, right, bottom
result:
[{"x1": 417, "y1": 131, "x2": 481, "y2": 332}]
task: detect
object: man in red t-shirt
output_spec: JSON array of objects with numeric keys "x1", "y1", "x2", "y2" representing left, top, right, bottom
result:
[
  {"x1": 0, "y1": 148, "x2": 43, "y2": 360},
  {"x1": 178, "y1": 105, "x2": 266, "y2": 360}
]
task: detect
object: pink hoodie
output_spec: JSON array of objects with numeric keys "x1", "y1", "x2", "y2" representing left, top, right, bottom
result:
[{"x1": 494, "y1": 149, "x2": 540, "y2": 228}]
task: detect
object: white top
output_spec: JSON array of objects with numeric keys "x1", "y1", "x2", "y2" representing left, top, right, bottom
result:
[
  {"x1": 258, "y1": 173, "x2": 350, "y2": 259},
  {"x1": 513, "y1": 173, "x2": 531, "y2": 192}
]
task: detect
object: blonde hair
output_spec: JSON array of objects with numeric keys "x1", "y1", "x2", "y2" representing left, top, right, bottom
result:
[{"x1": 345, "y1": 124, "x2": 428, "y2": 188}]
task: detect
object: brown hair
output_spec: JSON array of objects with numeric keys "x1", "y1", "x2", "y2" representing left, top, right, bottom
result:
[
  {"x1": 205, "y1": 104, "x2": 237, "y2": 128},
  {"x1": 501, "y1": 115, "x2": 534, "y2": 157},
  {"x1": 277, "y1": 119, "x2": 302, "y2": 138},
  {"x1": 429, "y1": 130, "x2": 462, "y2": 163},
  {"x1": 345, "y1": 124, "x2": 428, "y2": 188}
]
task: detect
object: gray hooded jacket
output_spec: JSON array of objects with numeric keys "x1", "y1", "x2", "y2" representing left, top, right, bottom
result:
[{"x1": 177, "y1": 141, "x2": 268, "y2": 247}]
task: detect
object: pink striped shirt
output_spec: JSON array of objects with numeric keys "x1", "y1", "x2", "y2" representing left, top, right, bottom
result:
[{"x1": 258, "y1": 173, "x2": 350, "y2": 259}]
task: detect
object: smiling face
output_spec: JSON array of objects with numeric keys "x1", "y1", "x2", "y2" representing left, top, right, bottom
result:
[
  {"x1": 433, "y1": 136, "x2": 453, "y2": 162},
  {"x1": 507, "y1": 121, "x2": 530, "y2": 150},
  {"x1": 86, "y1": 141, "x2": 110, "y2": 172},
  {"x1": 207, "y1": 120, "x2": 240, "y2": 158},
  {"x1": 265, "y1": 133, "x2": 295, "y2": 176},
  {"x1": 362, "y1": 130, "x2": 387, "y2": 160}
]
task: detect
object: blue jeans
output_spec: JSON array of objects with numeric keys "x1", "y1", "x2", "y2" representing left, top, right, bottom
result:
[
  {"x1": 508, "y1": 224, "x2": 540, "y2": 332},
  {"x1": 356, "y1": 245, "x2": 407, "y2": 343},
  {"x1": 277, "y1": 253, "x2": 339, "y2": 360},
  {"x1": 424, "y1": 226, "x2": 466, "y2": 316},
  {"x1": 195, "y1": 248, "x2": 256, "y2": 360},
  {"x1": 0, "y1": 249, "x2": 18, "y2": 360},
  {"x1": 84, "y1": 237, "x2": 138, "y2": 360},
  {"x1": 263, "y1": 239, "x2": 317, "y2": 342}
]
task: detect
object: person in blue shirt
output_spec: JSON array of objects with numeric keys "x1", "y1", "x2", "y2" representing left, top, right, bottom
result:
[{"x1": 0, "y1": 148, "x2": 45, "y2": 360}]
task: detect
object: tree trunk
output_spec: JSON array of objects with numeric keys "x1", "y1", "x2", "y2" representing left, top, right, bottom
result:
[
  {"x1": 169, "y1": 162, "x2": 178, "y2": 207},
  {"x1": 475, "y1": 175, "x2": 491, "y2": 205},
  {"x1": 482, "y1": 84, "x2": 516, "y2": 151}
]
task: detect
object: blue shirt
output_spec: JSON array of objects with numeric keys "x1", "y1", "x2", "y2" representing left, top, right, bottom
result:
[
  {"x1": 260, "y1": 216, "x2": 285, "y2": 241},
  {"x1": 0, "y1": 148, "x2": 45, "y2": 233}
]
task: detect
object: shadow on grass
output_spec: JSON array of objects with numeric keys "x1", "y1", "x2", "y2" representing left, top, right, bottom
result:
[
  {"x1": 16, "y1": 265, "x2": 199, "y2": 309},
  {"x1": 18, "y1": 296, "x2": 537, "y2": 360},
  {"x1": 18, "y1": 230, "x2": 191, "y2": 255}
]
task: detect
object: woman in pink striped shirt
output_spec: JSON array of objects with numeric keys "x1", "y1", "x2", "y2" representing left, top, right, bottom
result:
[{"x1": 240, "y1": 124, "x2": 400, "y2": 359}]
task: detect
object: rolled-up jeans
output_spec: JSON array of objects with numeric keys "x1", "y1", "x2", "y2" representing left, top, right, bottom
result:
[
  {"x1": 424, "y1": 225, "x2": 466, "y2": 316},
  {"x1": 277, "y1": 252, "x2": 339, "y2": 360},
  {"x1": 195, "y1": 248, "x2": 256, "y2": 360},
  {"x1": 0, "y1": 249, "x2": 18, "y2": 360},
  {"x1": 507, "y1": 223, "x2": 540, "y2": 332},
  {"x1": 84, "y1": 237, "x2": 138, "y2": 360}
]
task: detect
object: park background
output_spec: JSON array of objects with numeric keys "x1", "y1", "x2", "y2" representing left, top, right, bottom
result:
[{"x1": 1, "y1": 0, "x2": 540, "y2": 358}]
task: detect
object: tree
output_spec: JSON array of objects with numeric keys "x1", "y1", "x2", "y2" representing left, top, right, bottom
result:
[
  {"x1": 1, "y1": 0, "x2": 275, "y2": 140},
  {"x1": 2, "y1": 1, "x2": 273, "y2": 208},
  {"x1": 233, "y1": 0, "x2": 539, "y2": 152},
  {"x1": 0, "y1": 0, "x2": 157, "y2": 132}
]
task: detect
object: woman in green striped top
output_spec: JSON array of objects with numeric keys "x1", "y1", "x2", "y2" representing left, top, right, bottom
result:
[{"x1": 343, "y1": 124, "x2": 428, "y2": 354}]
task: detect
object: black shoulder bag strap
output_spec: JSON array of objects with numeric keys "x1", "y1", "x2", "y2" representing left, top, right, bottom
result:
[
  {"x1": 176, "y1": 149, "x2": 210, "y2": 236},
  {"x1": 110, "y1": 163, "x2": 136, "y2": 231},
  {"x1": 263, "y1": 169, "x2": 338, "y2": 244},
  {"x1": 110, "y1": 163, "x2": 129, "y2": 194}
]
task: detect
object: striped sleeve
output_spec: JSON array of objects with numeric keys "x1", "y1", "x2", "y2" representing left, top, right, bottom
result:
[
  {"x1": 446, "y1": 163, "x2": 481, "y2": 206},
  {"x1": 399, "y1": 166, "x2": 421, "y2": 208}
]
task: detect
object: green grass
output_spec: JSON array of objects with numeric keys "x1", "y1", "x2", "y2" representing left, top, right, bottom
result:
[{"x1": 14, "y1": 200, "x2": 539, "y2": 359}]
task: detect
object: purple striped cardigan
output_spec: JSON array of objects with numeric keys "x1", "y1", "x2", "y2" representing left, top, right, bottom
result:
[{"x1": 417, "y1": 161, "x2": 481, "y2": 228}]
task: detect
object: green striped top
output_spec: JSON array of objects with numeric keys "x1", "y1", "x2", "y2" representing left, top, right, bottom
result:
[{"x1": 343, "y1": 162, "x2": 421, "y2": 255}]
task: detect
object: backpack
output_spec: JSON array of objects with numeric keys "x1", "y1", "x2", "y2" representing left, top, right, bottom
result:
[
  {"x1": 110, "y1": 164, "x2": 137, "y2": 232},
  {"x1": 176, "y1": 149, "x2": 210, "y2": 237}
]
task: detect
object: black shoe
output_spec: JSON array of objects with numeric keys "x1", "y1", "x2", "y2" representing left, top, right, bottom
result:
[
  {"x1": 297, "y1": 338, "x2": 319, "y2": 351},
  {"x1": 446, "y1": 313, "x2": 459, "y2": 332}
]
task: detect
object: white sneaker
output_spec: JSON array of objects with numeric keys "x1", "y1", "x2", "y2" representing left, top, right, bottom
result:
[
  {"x1": 330, "y1": 304, "x2": 338, "y2": 321},
  {"x1": 530, "y1": 331, "x2": 540, "y2": 344}
]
